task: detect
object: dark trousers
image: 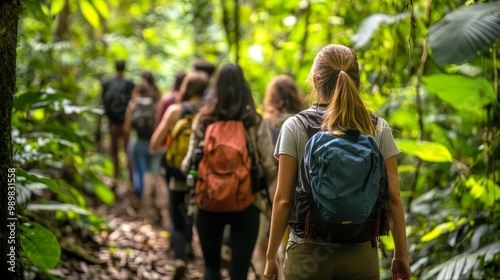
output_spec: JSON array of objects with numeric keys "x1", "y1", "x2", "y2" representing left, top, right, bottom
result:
[
  {"x1": 196, "y1": 205, "x2": 260, "y2": 280},
  {"x1": 108, "y1": 121, "x2": 132, "y2": 184},
  {"x1": 170, "y1": 190, "x2": 194, "y2": 261}
]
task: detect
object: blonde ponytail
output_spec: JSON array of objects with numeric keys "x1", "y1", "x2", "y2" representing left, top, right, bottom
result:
[{"x1": 311, "y1": 44, "x2": 375, "y2": 136}]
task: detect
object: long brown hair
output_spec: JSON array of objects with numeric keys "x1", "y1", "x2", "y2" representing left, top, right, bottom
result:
[
  {"x1": 197, "y1": 63, "x2": 260, "y2": 130},
  {"x1": 263, "y1": 75, "x2": 304, "y2": 118},
  {"x1": 311, "y1": 44, "x2": 375, "y2": 136},
  {"x1": 134, "y1": 70, "x2": 161, "y2": 102}
]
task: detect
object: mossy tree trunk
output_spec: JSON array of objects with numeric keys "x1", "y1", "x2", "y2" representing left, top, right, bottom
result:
[{"x1": 0, "y1": 0, "x2": 22, "y2": 279}]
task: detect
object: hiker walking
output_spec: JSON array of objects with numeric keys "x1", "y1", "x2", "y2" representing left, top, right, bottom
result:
[
  {"x1": 123, "y1": 70, "x2": 162, "y2": 218},
  {"x1": 252, "y1": 74, "x2": 305, "y2": 277},
  {"x1": 98, "y1": 60, "x2": 135, "y2": 189},
  {"x1": 150, "y1": 70, "x2": 210, "y2": 279},
  {"x1": 181, "y1": 63, "x2": 277, "y2": 280},
  {"x1": 264, "y1": 44, "x2": 412, "y2": 280}
]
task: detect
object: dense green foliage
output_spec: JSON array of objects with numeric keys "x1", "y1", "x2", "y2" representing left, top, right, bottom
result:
[{"x1": 12, "y1": 0, "x2": 500, "y2": 279}]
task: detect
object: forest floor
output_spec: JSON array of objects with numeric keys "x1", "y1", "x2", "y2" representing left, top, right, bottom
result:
[{"x1": 52, "y1": 176, "x2": 252, "y2": 280}]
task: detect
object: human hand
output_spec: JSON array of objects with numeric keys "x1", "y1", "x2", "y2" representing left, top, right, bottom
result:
[
  {"x1": 391, "y1": 257, "x2": 411, "y2": 280},
  {"x1": 149, "y1": 146, "x2": 164, "y2": 155},
  {"x1": 263, "y1": 259, "x2": 279, "y2": 280}
]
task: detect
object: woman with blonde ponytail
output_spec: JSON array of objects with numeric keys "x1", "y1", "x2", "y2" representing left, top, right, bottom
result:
[{"x1": 264, "y1": 44, "x2": 411, "y2": 280}]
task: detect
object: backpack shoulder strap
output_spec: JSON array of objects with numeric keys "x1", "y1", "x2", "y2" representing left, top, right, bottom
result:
[
  {"x1": 246, "y1": 124, "x2": 259, "y2": 164},
  {"x1": 370, "y1": 112, "x2": 378, "y2": 127},
  {"x1": 296, "y1": 110, "x2": 323, "y2": 138},
  {"x1": 180, "y1": 102, "x2": 196, "y2": 119}
]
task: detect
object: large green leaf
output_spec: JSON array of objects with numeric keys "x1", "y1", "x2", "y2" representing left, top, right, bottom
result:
[
  {"x1": 22, "y1": 0, "x2": 52, "y2": 24},
  {"x1": 27, "y1": 203, "x2": 91, "y2": 215},
  {"x1": 421, "y1": 219, "x2": 467, "y2": 242},
  {"x1": 16, "y1": 169, "x2": 59, "y2": 191},
  {"x1": 79, "y1": 0, "x2": 101, "y2": 29},
  {"x1": 20, "y1": 222, "x2": 61, "y2": 269},
  {"x1": 14, "y1": 91, "x2": 68, "y2": 111},
  {"x1": 50, "y1": 0, "x2": 66, "y2": 15},
  {"x1": 422, "y1": 74, "x2": 495, "y2": 116},
  {"x1": 91, "y1": 0, "x2": 110, "y2": 19},
  {"x1": 351, "y1": 13, "x2": 408, "y2": 50},
  {"x1": 422, "y1": 241, "x2": 500, "y2": 280},
  {"x1": 396, "y1": 139, "x2": 453, "y2": 162},
  {"x1": 94, "y1": 183, "x2": 115, "y2": 206},
  {"x1": 465, "y1": 176, "x2": 500, "y2": 208},
  {"x1": 14, "y1": 91, "x2": 41, "y2": 111},
  {"x1": 427, "y1": 1, "x2": 500, "y2": 66}
]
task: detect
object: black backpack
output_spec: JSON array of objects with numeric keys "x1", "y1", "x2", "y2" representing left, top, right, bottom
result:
[
  {"x1": 131, "y1": 97, "x2": 157, "y2": 140},
  {"x1": 289, "y1": 110, "x2": 391, "y2": 244},
  {"x1": 102, "y1": 77, "x2": 135, "y2": 122}
]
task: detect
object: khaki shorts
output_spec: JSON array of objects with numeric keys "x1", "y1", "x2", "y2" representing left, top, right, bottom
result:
[{"x1": 284, "y1": 240, "x2": 379, "y2": 280}]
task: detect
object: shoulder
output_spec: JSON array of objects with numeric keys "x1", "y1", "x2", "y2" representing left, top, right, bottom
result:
[
  {"x1": 102, "y1": 77, "x2": 112, "y2": 85},
  {"x1": 375, "y1": 117, "x2": 393, "y2": 135},
  {"x1": 127, "y1": 98, "x2": 136, "y2": 110},
  {"x1": 276, "y1": 114, "x2": 304, "y2": 136},
  {"x1": 166, "y1": 102, "x2": 181, "y2": 112},
  {"x1": 165, "y1": 103, "x2": 182, "y2": 119},
  {"x1": 377, "y1": 117, "x2": 390, "y2": 128},
  {"x1": 161, "y1": 94, "x2": 174, "y2": 104},
  {"x1": 125, "y1": 77, "x2": 135, "y2": 85},
  {"x1": 102, "y1": 77, "x2": 116, "y2": 88},
  {"x1": 283, "y1": 108, "x2": 316, "y2": 128}
]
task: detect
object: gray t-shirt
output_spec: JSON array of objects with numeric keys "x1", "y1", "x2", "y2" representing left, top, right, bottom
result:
[
  {"x1": 274, "y1": 105, "x2": 400, "y2": 243},
  {"x1": 274, "y1": 106, "x2": 400, "y2": 170}
]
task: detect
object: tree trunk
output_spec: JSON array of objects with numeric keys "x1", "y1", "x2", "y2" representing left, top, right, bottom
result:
[
  {"x1": 0, "y1": 0, "x2": 22, "y2": 279},
  {"x1": 233, "y1": 0, "x2": 239, "y2": 64},
  {"x1": 54, "y1": 0, "x2": 70, "y2": 42},
  {"x1": 220, "y1": 0, "x2": 233, "y2": 55}
]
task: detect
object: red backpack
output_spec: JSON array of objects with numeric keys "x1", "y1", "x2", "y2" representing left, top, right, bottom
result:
[{"x1": 195, "y1": 121, "x2": 255, "y2": 212}]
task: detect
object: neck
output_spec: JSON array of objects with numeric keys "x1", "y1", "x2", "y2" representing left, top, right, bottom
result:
[
  {"x1": 315, "y1": 92, "x2": 329, "y2": 105},
  {"x1": 314, "y1": 97, "x2": 329, "y2": 106}
]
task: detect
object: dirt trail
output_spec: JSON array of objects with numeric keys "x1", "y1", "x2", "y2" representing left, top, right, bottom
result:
[
  {"x1": 53, "y1": 171, "x2": 263, "y2": 280},
  {"x1": 54, "y1": 178, "x2": 208, "y2": 280}
]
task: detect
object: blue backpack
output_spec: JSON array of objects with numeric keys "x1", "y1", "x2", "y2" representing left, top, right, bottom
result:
[{"x1": 290, "y1": 110, "x2": 390, "y2": 243}]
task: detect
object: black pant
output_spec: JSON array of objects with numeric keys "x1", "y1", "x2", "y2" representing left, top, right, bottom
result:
[
  {"x1": 170, "y1": 190, "x2": 194, "y2": 261},
  {"x1": 197, "y1": 205, "x2": 260, "y2": 280}
]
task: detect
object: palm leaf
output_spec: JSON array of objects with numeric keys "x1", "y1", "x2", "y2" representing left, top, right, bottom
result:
[
  {"x1": 422, "y1": 241, "x2": 500, "y2": 280},
  {"x1": 427, "y1": 1, "x2": 500, "y2": 66},
  {"x1": 351, "y1": 13, "x2": 408, "y2": 50}
]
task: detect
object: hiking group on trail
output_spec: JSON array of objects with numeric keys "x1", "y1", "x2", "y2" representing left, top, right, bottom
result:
[{"x1": 97, "y1": 44, "x2": 412, "y2": 280}]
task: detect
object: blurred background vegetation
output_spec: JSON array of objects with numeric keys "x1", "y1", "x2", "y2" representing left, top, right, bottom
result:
[{"x1": 8, "y1": 0, "x2": 500, "y2": 279}]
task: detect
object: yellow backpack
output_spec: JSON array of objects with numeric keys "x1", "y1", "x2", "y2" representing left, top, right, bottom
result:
[{"x1": 166, "y1": 113, "x2": 194, "y2": 170}]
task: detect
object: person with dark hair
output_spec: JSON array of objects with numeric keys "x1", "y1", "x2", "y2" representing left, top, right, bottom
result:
[
  {"x1": 124, "y1": 70, "x2": 162, "y2": 218},
  {"x1": 263, "y1": 74, "x2": 305, "y2": 146},
  {"x1": 98, "y1": 60, "x2": 135, "y2": 189},
  {"x1": 193, "y1": 59, "x2": 216, "y2": 78},
  {"x1": 181, "y1": 63, "x2": 277, "y2": 280},
  {"x1": 264, "y1": 45, "x2": 411, "y2": 280},
  {"x1": 150, "y1": 71, "x2": 209, "y2": 279}
]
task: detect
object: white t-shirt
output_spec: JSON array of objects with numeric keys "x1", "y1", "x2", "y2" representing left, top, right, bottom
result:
[{"x1": 274, "y1": 105, "x2": 401, "y2": 173}]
